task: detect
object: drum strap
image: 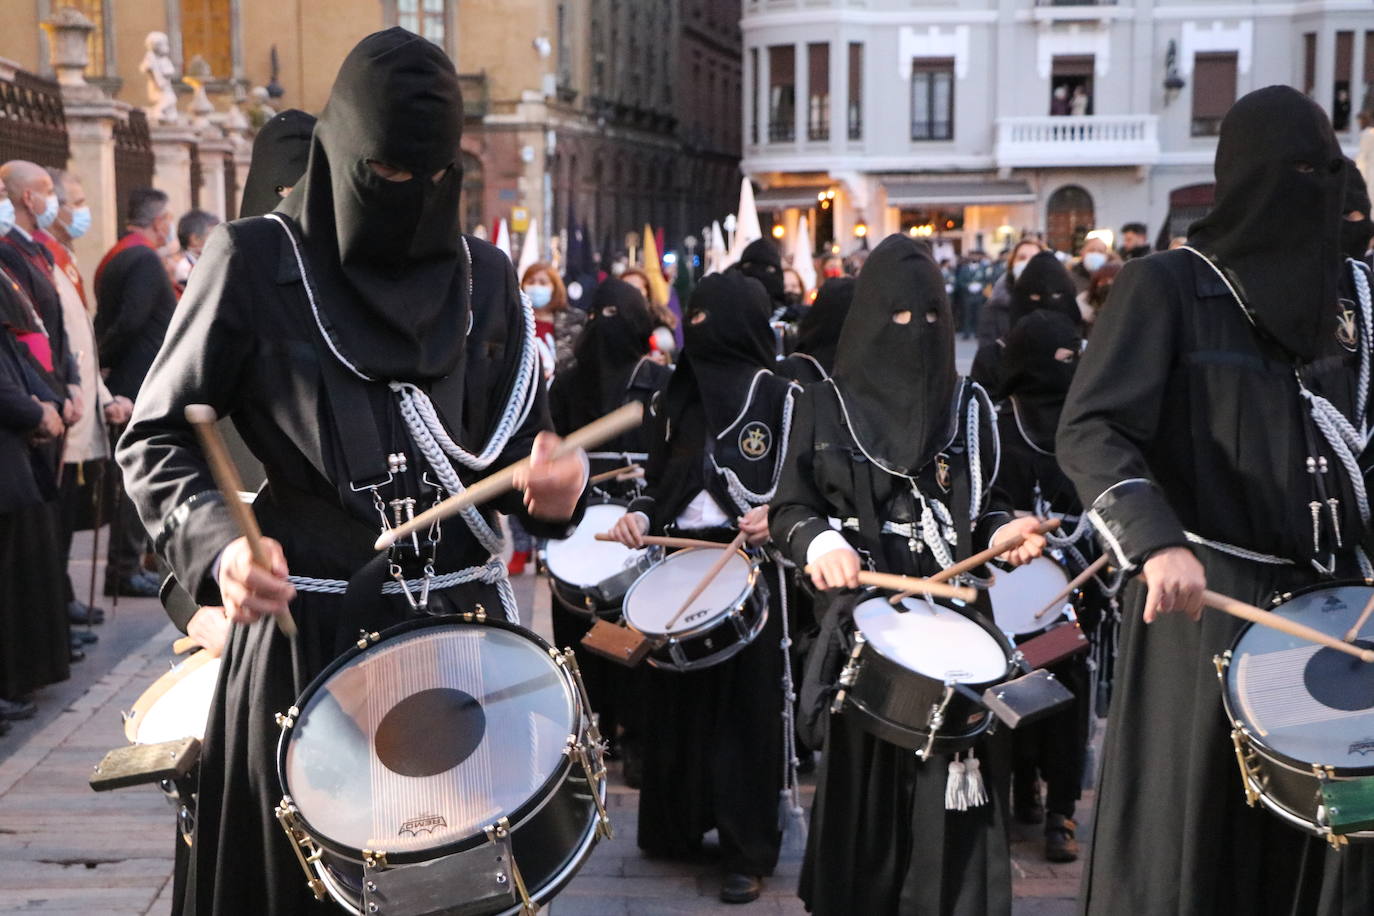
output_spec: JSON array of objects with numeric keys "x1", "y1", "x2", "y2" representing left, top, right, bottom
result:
[
  {"x1": 950, "y1": 445, "x2": 973, "y2": 563},
  {"x1": 850, "y1": 450, "x2": 884, "y2": 567}
]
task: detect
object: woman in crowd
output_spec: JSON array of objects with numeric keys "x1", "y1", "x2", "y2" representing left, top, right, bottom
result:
[{"x1": 977, "y1": 237, "x2": 1044, "y2": 348}]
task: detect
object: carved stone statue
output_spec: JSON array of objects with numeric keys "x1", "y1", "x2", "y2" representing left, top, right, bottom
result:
[{"x1": 140, "y1": 31, "x2": 179, "y2": 124}]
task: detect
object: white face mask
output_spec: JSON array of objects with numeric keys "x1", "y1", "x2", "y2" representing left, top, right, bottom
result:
[
  {"x1": 35, "y1": 193, "x2": 59, "y2": 230},
  {"x1": 66, "y1": 206, "x2": 92, "y2": 240},
  {"x1": 1012, "y1": 259, "x2": 1031, "y2": 280},
  {"x1": 0, "y1": 198, "x2": 14, "y2": 237},
  {"x1": 1081, "y1": 251, "x2": 1108, "y2": 273}
]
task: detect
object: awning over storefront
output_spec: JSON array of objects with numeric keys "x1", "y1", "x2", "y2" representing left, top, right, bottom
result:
[
  {"x1": 883, "y1": 179, "x2": 1035, "y2": 207},
  {"x1": 755, "y1": 184, "x2": 832, "y2": 209}
]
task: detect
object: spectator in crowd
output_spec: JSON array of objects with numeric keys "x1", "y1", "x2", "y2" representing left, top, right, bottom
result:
[
  {"x1": 42, "y1": 168, "x2": 132, "y2": 633},
  {"x1": 1069, "y1": 233, "x2": 1119, "y2": 297},
  {"x1": 620, "y1": 266, "x2": 677, "y2": 357},
  {"x1": 1051, "y1": 84, "x2": 1070, "y2": 116},
  {"x1": 171, "y1": 209, "x2": 221, "y2": 297},
  {"x1": 1118, "y1": 222, "x2": 1152, "y2": 260},
  {"x1": 783, "y1": 266, "x2": 808, "y2": 313},
  {"x1": 1357, "y1": 110, "x2": 1374, "y2": 188},
  {"x1": 94, "y1": 187, "x2": 177, "y2": 598},
  {"x1": 979, "y1": 238, "x2": 1044, "y2": 348},
  {"x1": 1070, "y1": 85, "x2": 1090, "y2": 117},
  {"x1": 820, "y1": 253, "x2": 845, "y2": 280},
  {"x1": 522, "y1": 261, "x2": 583, "y2": 379},
  {"x1": 1082, "y1": 259, "x2": 1123, "y2": 330}
]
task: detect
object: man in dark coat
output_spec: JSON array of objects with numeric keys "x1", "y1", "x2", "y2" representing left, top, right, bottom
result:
[{"x1": 1058, "y1": 85, "x2": 1374, "y2": 916}]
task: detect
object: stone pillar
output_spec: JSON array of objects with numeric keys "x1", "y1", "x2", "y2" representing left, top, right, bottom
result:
[
  {"x1": 196, "y1": 134, "x2": 233, "y2": 219},
  {"x1": 149, "y1": 123, "x2": 198, "y2": 222}
]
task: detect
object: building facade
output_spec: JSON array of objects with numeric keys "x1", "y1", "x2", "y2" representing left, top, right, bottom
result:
[
  {"x1": 741, "y1": 0, "x2": 1373, "y2": 257},
  {"x1": 1, "y1": 0, "x2": 743, "y2": 260}
]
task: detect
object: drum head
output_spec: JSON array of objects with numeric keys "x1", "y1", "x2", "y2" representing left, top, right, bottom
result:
[
  {"x1": 126, "y1": 651, "x2": 221, "y2": 744},
  {"x1": 854, "y1": 597, "x2": 1008, "y2": 684},
  {"x1": 282, "y1": 621, "x2": 577, "y2": 859},
  {"x1": 1226, "y1": 583, "x2": 1374, "y2": 772},
  {"x1": 542, "y1": 503, "x2": 647, "y2": 588},
  {"x1": 622, "y1": 548, "x2": 753, "y2": 637},
  {"x1": 987, "y1": 557, "x2": 1072, "y2": 636}
]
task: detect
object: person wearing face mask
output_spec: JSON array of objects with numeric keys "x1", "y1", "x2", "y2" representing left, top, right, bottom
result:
[
  {"x1": 972, "y1": 249, "x2": 1081, "y2": 395},
  {"x1": 117, "y1": 31, "x2": 589, "y2": 914},
  {"x1": 733, "y1": 237, "x2": 788, "y2": 316},
  {"x1": 978, "y1": 238, "x2": 1043, "y2": 349},
  {"x1": 93, "y1": 187, "x2": 178, "y2": 599},
  {"x1": 1058, "y1": 86, "x2": 1374, "y2": 916},
  {"x1": 1070, "y1": 235, "x2": 1118, "y2": 295},
  {"x1": 1341, "y1": 156, "x2": 1374, "y2": 270},
  {"x1": 607, "y1": 272, "x2": 800, "y2": 904},
  {"x1": 770, "y1": 233, "x2": 1048, "y2": 916}
]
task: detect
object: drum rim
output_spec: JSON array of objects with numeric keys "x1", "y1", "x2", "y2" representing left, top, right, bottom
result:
[
  {"x1": 621, "y1": 546, "x2": 760, "y2": 638},
  {"x1": 124, "y1": 649, "x2": 221, "y2": 744},
  {"x1": 852, "y1": 589, "x2": 1017, "y2": 687},
  {"x1": 987, "y1": 555, "x2": 1074, "y2": 638},
  {"x1": 540, "y1": 499, "x2": 650, "y2": 585},
  {"x1": 275, "y1": 614, "x2": 584, "y2": 865}
]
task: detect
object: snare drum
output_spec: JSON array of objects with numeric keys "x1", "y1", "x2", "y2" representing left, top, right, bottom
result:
[
  {"x1": 275, "y1": 614, "x2": 610, "y2": 915},
  {"x1": 988, "y1": 556, "x2": 1072, "y2": 638},
  {"x1": 836, "y1": 593, "x2": 1016, "y2": 757},
  {"x1": 124, "y1": 649, "x2": 221, "y2": 745},
  {"x1": 1216, "y1": 581, "x2": 1374, "y2": 845},
  {"x1": 621, "y1": 546, "x2": 767, "y2": 672},
  {"x1": 540, "y1": 502, "x2": 656, "y2": 618}
]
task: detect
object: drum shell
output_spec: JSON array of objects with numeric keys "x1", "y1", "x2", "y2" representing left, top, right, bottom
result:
[{"x1": 546, "y1": 551, "x2": 656, "y2": 620}]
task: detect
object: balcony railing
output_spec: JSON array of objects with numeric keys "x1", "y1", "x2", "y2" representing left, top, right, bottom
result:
[
  {"x1": 1032, "y1": 0, "x2": 1119, "y2": 21},
  {"x1": 994, "y1": 114, "x2": 1160, "y2": 169}
]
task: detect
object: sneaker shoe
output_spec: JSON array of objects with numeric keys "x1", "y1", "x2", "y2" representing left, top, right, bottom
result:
[
  {"x1": 1045, "y1": 813, "x2": 1079, "y2": 863},
  {"x1": 104, "y1": 572, "x2": 160, "y2": 598},
  {"x1": 68, "y1": 600, "x2": 105, "y2": 625},
  {"x1": 720, "y1": 873, "x2": 762, "y2": 904}
]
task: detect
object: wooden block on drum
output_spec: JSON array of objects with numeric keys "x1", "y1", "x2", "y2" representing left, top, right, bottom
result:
[
  {"x1": 89, "y1": 737, "x2": 200, "y2": 792},
  {"x1": 1323, "y1": 778, "x2": 1374, "y2": 835},
  {"x1": 1018, "y1": 623, "x2": 1090, "y2": 670},
  {"x1": 581, "y1": 618, "x2": 654, "y2": 667}
]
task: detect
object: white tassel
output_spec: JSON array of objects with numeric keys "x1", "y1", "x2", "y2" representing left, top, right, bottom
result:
[
  {"x1": 779, "y1": 788, "x2": 809, "y2": 853},
  {"x1": 946, "y1": 755, "x2": 967, "y2": 810},
  {"x1": 962, "y1": 752, "x2": 988, "y2": 809}
]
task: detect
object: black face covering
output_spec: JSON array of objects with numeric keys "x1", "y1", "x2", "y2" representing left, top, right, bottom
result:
[
  {"x1": 239, "y1": 110, "x2": 316, "y2": 219},
  {"x1": 279, "y1": 28, "x2": 467, "y2": 381},
  {"x1": 1000, "y1": 310, "x2": 1081, "y2": 449},
  {"x1": 1010, "y1": 251, "x2": 1080, "y2": 330},
  {"x1": 735, "y1": 237, "x2": 785, "y2": 307},
  {"x1": 794, "y1": 277, "x2": 855, "y2": 373},
  {"x1": 1189, "y1": 85, "x2": 1346, "y2": 361},
  {"x1": 832, "y1": 234, "x2": 956, "y2": 474},
  {"x1": 567, "y1": 277, "x2": 655, "y2": 415},
  {"x1": 1342, "y1": 157, "x2": 1374, "y2": 261},
  {"x1": 665, "y1": 272, "x2": 777, "y2": 435}
]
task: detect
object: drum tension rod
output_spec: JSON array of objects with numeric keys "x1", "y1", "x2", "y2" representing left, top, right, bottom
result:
[
  {"x1": 275, "y1": 796, "x2": 327, "y2": 900},
  {"x1": 483, "y1": 818, "x2": 537, "y2": 915}
]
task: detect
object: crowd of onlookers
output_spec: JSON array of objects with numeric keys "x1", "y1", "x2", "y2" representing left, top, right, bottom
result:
[{"x1": 0, "y1": 157, "x2": 220, "y2": 734}]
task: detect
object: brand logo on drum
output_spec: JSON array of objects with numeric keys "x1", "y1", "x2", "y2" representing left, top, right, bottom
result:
[
  {"x1": 684, "y1": 608, "x2": 710, "y2": 623},
  {"x1": 399, "y1": 814, "x2": 447, "y2": 836},
  {"x1": 738, "y1": 422, "x2": 772, "y2": 461},
  {"x1": 1322, "y1": 595, "x2": 1347, "y2": 613},
  {"x1": 1349, "y1": 738, "x2": 1374, "y2": 756}
]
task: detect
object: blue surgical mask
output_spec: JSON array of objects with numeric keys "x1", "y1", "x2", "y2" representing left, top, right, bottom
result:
[
  {"x1": 0, "y1": 199, "x2": 13, "y2": 237},
  {"x1": 35, "y1": 193, "x2": 59, "y2": 230},
  {"x1": 1081, "y1": 251, "x2": 1108, "y2": 273},
  {"x1": 525, "y1": 285, "x2": 553, "y2": 309},
  {"x1": 66, "y1": 206, "x2": 92, "y2": 240}
]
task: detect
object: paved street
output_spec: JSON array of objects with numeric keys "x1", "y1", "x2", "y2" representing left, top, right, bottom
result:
[{"x1": 1, "y1": 524, "x2": 1087, "y2": 914}]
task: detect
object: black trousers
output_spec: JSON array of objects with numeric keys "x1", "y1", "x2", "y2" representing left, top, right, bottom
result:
[
  {"x1": 105, "y1": 466, "x2": 148, "y2": 581},
  {"x1": 56, "y1": 459, "x2": 106, "y2": 603}
]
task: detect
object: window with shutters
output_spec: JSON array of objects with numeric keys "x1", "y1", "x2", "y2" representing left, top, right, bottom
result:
[
  {"x1": 768, "y1": 45, "x2": 796, "y2": 143},
  {"x1": 1303, "y1": 33, "x2": 1317, "y2": 96},
  {"x1": 180, "y1": 0, "x2": 232, "y2": 79},
  {"x1": 1364, "y1": 32, "x2": 1374, "y2": 117},
  {"x1": 910, "y1": 58, "x2": 954, "y2": 141},
  {"x1": 1191, "y1": 52, "x2": 1237, "y2": 137},
  {"x1": 398, "y1": 0, "x2": 447, "y2": 48},
  {"x1": 848, "y1": 43, "x2": 863, "y2": 140},
  {"x1": 808, "y1": 43, "x2": 829, "y2": 141},
  {"x1": 1334, "y1": 31, "x2": 1353, "y2": 131},
  {"x1": 749, "y1": 48, "x2": 759, "y2": 145}
]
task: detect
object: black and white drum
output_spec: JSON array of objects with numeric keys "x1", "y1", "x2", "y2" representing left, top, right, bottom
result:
[
  {"x1": 620, "y1": 546, "x2": 767, "y2": 672},
  {"x1": 275, "y1": 614, "x2": 610, "y2": 915},
  {"x1": 540, "y1": 501, "x2": 656, "y2": 618},
  {"x1": 987, "y1": 556, "x2": 1073, "y2": 638},
  {"x1": 1216, "y1": 581, "x2": 1374, "y2": 845},
  {"x1": 835, "y1": 593, "x2": 1016, "y2": 758}
]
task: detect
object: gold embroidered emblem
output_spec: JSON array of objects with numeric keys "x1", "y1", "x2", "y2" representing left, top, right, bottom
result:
[
  {"x1": 1337, "y1": 303, "x2": 1359, "y2": 352},
  {"x1": 935, "y1": 454, "x2": 952, "y2": 492},
  {"x1": 738, "y1": 422, "x2": 772, "y2": 461}
]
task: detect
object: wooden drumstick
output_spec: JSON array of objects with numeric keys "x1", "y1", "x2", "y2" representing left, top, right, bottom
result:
[
  {"x1": 172, "y1": 636, "x2": 198, "y2": 655},
  {"x1": 589, "y1": 464, "x2": 643, "y2": 486},
  {"x1": 1032, "y1": 554, "x2": 1112, "y2": 621},
  {"x1": 1203, "y1": 590, "x2": 1374, "y2": 663},
  {"x1": 889, "y1": 518, "x2": 1062, "y2": 604},
  {"x1": 374, "y1": 402, "x2": 644, "y2": 550},
  {"x1": 595, "y1": 532, "x2": 727, "y2": 551},
  {"x1": 846, "y1": 570, "x2": 978, "y2": 604},
  {"x1": 1344, "y1": 591, "x2": 1374, "y2": 643},
  {"x1": 184, "y1": 404, "x2": 297, "y2": 639},
  {"x1": 664, "y1": 531, "x2": 749, "y2": 630}
]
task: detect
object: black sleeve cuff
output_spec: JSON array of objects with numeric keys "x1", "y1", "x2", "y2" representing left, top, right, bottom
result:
[
  {"x1": 154, "y1": 490, "x2": 240, "y2": 606},
  {"x1": 1087, "y1": 478, "x2": 1187, "y2": 570}
]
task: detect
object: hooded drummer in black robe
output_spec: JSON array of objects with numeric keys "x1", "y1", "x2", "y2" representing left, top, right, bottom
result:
[
  {"x1": 769, "y1": 234, "x2": 1048, "y2": 916},
  {"x1": 1342, "y1": 158, "x2": 1374, "y2": 271},
  {"x1": 239, "y1": 109, "x2": 317, "y2": 220},
  {"x1": 606, "y1": 271, "x2": 799, "y2": 904},
  {"x1": 1056, "y1": 86, "x2": 1374, "y2": 916},
  {"x1": 117, "y1": 29, "x2": 588, "y2": 915},
  {"x1": 778, "y1": 277, "x2": 854, "y2": 385},
  {"x1": 971, "y1": 251, "x2": 1080, "y2": 396}
]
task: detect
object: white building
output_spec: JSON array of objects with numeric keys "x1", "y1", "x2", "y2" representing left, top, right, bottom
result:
[{"x1": 740, "y1": 0, "x2": 1373, "y2": 257}]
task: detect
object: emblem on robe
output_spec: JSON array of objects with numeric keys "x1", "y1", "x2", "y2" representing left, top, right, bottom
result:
[
  {"x1": 738, "y1": 421, "x2": 772, "y2": 461},
  {"x1": 1337, "y1": 302, "x2": 1359, "y2": 352},
  {"x1": 935, "y1": 453, "x2": 952, "y2": 492}
]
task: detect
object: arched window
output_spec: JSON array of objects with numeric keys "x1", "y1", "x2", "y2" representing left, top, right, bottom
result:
[
  {"x1": 461, "y1": 152, "x2": 484, "y2": 234},
  {"x1": 1162, "y1": 183, "x2": 1216, "y2": 245},
  {"x1": 1046, "y1": 185, "x2": 1094, "y2": 254}
]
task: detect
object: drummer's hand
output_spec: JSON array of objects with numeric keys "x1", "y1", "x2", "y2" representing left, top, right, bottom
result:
[
  {"x1": 810, "y1": 547, "x2": 861, "y2": 591},
  {"x1": 609, "y1": 511, "x2": 649, "y2": 549},
  {"x1": 516, "y1": 431, "x2": 586, "y2": 521},
  {"x1": 216, "y1": 536, "x2": 296, "y2": 625},
  {"x1": 1142, "y1": 546, "x2": 1206, "y2": 623},
  {"x1": 187, "y1": 605, "x2": 231, "y2": 657},
  {"x1": 738, "y1": 506, "x2": 771, "y2": 546},
  {"x1": 993, "y1": 516, "x2": 1048, "y2": 567}
]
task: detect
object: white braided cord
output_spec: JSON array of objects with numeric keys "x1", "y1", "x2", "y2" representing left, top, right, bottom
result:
[
  {"x1": 1184, "y1": 531, "x2": 1294, "y2": 566},
  {"x1": 1347, "y1": 258, "x2": 1374, "y2": 439},
  {"x1": 1300, "y1": 385, "x2": 1371, "y2": 525},
  {"x1": 289, "y1": 556, "x2": 508, "y2": 595},
  {"x1": 774, "y1": 562, "x2": 806, "y2": 843}
]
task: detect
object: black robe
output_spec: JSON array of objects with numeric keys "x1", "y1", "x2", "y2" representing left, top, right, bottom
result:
[
  {"x1": 117, "y1": 217, "x2": 576, "y2": 915},
  {"x1": 1056, "y1": 249, "x2": 1374, "y2": 916},
  {"x1": 770, "y1": 378, "x2": 1014, "y2": 916}
]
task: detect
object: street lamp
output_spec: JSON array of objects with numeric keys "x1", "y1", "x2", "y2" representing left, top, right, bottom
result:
[
  {"x1": 771, "y1": 224, "x2": 785, "y2": 239},
  {"x1": 1163, "y1": 40, "x2": 1185, "y2": 104}
]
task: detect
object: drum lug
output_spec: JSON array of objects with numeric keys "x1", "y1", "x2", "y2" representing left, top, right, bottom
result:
[
  {"x1": 461, "y1": 604, "x2": 488, "y2": 623},
  {"x1": 916, "y1": 684, "x2": 955, "y2": 762},
  {"x1": 572, "y1": 740, "x2": 615, "y2": 841},
  {"x1": 356, "y1": 630, "x2": 380, "y2": 650},
  {"x1": 274, "y1": 796, "x2": 327, "y2": 901},
  {"x1": 275, "y1": 706, "x2": 299, "y2": 730},
  {"x1": 1212, "y1": 650, "x2": 1232, "y2": 677},
  {"x1": 831, "y1": 637, "x2": 866, "y2": 715},
  {"x1": 483, "y1": 818, "x2": 538, "y2": 915},
  {"x1": 1228, "y1": 728, "x2": 1262, "y2": 808},
  {"x1": 363, "y1": 848, "x2": 389, "y2": 870}
]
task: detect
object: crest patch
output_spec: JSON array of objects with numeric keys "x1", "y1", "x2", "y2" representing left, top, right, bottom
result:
[
  {"x1": 738, "y1": 421, "x2": 772, "y2": 461},
  {"x1": 1337, "y1": 300, "x2": 1359, "y2": 352}
]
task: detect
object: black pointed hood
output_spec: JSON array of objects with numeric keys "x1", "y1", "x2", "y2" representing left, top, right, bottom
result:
[
  {"x1": 1000, "y1": 309, "x2": 1081, "y2": 450},
  {"x1": 239, "y1": 109, "x2": 316, "y2": 219},
  {"x1": 1342, "y1": 157, "x2": 1373, "y2": 261},
  {"x1": 794, "y1": 276, "x2": 854, "y2": 374},
  {"x1": 566, "y1": 277, "x2": 655, "y2": 416},
  {"x1": 278, "y1": 28, "x2": 468, "y2": 381},
  {"x1": 832, "y1": 234, "x2": 956, "y2": 474},
  {"x1": 734, "y1": 237, "x2": 785, "y2": 308},
  {"x1": 1010, "y1": 251, "x2": 1080, "y2": 330},
  {"x1": 1188, "y1": 85, "x2": 1346, "y2": 361}
]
